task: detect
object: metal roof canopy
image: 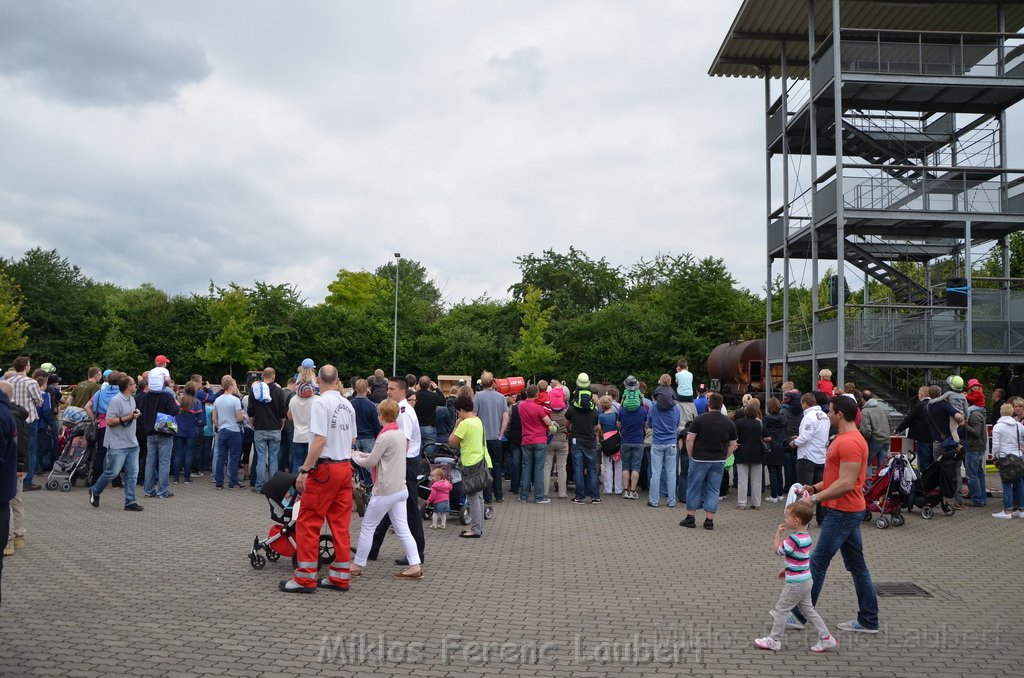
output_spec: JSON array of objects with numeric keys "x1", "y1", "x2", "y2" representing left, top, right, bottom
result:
[{"x1": 710, "y1": 0, "x2": 1024, "y2": 80}]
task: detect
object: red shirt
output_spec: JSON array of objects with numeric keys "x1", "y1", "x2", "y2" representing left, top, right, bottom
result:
[
  {"x1": 822, "y1": 430, "x2": 868, "y2": 513},
  {"x1": 518, "y1": 400, "x2": 549, "y2": 445}
]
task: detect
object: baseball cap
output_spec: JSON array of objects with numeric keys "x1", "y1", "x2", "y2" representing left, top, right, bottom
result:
[
  {"x1": 155, "y1": 355, "x2": 170, "y2": 365},
  {"x1": 102, "y1": 369, "x2": 112, "y2": 378},
  {"x1": 300, "y1": 358, "x2": 316, "y2": 370}
]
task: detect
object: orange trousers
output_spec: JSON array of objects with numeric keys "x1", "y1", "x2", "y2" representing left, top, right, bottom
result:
[{"x1": 291, "y1": 461, "x2": 352, "y2": 589}]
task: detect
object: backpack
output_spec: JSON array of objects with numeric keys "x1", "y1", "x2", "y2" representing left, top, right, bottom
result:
[{"x1": 622, "y1": 388, "x2": 642, "y2": 412}]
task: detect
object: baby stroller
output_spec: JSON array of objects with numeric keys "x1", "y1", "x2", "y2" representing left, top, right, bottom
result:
[
  {"x1": 862, "y1": 454, "x2": 914, "y2": 529},
  {"x1": 418, "y1": 444, "x2": 492, "y2": 525},
  {"x1": 46, "y1": 420, "x2": 96, "y2": 492},
  {"x1": 911, "y1": 446, "x2": 962, "y2": 519},
  {"x1": 248, "y1": 471, "x2": 335, "y2": 570}
]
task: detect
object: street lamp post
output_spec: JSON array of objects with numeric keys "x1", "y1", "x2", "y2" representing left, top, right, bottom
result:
[{"x1": 392, "y1": 253, "x2": 401, "y2": 376}]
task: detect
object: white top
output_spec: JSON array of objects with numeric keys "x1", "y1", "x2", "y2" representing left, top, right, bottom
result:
[
  {"x1": 397, "y1": 398, "x2": 422, "y2": 458},
  {"x1": 309, "y1": 390, "x2": 355, "y2": 460},
  {"x1": 675, "y1": 369, "x2": 693, "y2": 397},
  {"x1": 148, "y1": 366, "x2": 170, "y2": 393},
  {"x1": 288, "y1": 393, "x2": 317, "y2": 444},
  {"x1": 992, "y1": 416, "x2": 1024, "y2": 460},
  {"x1": 794, "y1": 405, "x2": 830, "y2": 464}
]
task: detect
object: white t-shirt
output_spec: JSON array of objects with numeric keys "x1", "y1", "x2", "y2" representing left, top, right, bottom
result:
[
  {"x1": 148, "y1": 366, "x2": 170, "y2": 392},
  {"x1": 289, "y1": 393, "x2": 317, "y2": 444},
  {"x1": 397, "y1": 398, "x2": 422, "y2": 458},
  {"x1": 309, "y1": 390, "x2": 355, "y2": 461}
]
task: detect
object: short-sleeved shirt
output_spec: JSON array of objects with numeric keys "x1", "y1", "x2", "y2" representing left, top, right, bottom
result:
[
  {"x1": 675, "y1": 369, "x2": 694, "y2": 397},
  {"x1": 822, "y1": 430, "x2": 868, "y2": 512},
  {"x1": 148, "y1": 366, "x2": 170, "y2": 393},
  {"x1": 397, "y1": 399, "x2": 422, "y2": 458},
  {"x1": 518, "y1": 399, "x2": 550, "y2": 445},
  {"x1": 103, "y1": 393, "x2": 138, "y2": 449},
  {"x1": 566, "y1": 406, "x2": 600, "y2": 447},
  {"x1": 687, "y1": 412, "x2": 737, "y2": 461},
  {"x1": 619, "y1": 405, "x2": 647, "y2": 444},
  {"x1": 214, "y1": 394, "x2": 242, "y2": 432},
  {"x1": 308, "y1": 390, "x2": 355, "y2": 461},
  {"x1": 778, "y1": 531, "x2": 813, "y2": 583},
  {"x1": 474, "y1": 389, "x2": 508, "y2": 440},
  {"x1": 71, "y1": 380, "x2": 100, "y2": 408},
  {"x1": 453, "y1": 416, "x2": 490, "y2": 468}
]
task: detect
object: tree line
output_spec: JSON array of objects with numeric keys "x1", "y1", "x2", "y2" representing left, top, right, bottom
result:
[{"x1": 0, "y1": 247, "x2": 762, "y2": 389}]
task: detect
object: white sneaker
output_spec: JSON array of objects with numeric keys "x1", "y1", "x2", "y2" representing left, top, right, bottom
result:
[
  {"x1": 810, "y1": 635, "x2": 837, "y2": 652},
  {"x1": 753, "y1": 636, "x2": 781, "y2": 651},
  {"x1": 1012, "y1": 510, "x2": 1024, "y2": 518},
  {"x1": 993, "y1": 511, "x2": 1014, "y2": 519}
]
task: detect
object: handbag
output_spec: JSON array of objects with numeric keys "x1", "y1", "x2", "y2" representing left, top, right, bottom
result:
[{"x1": 997, "y1": 426, "x2": 1024, "y2": 482}]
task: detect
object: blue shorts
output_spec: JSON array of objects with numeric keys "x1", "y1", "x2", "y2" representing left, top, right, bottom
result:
[
  {"x1": 432, "y1": 500, "x2": 450, "y2": 514},
  {"x1": 620, "y1": 443, "x2": 644, "y2": 472}
]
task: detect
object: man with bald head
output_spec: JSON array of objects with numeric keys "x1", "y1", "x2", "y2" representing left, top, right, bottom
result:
[{"x1": 280, "y1": 365, "x2": 357, "y2": 593}]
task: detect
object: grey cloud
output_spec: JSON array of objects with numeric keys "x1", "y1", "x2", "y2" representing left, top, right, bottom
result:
[
  {"x1": 0, "y1": 0, "x2": 210, "y2": 106},
  {"x1": 474, "y1": 46, "x2": 546, "y2": 101}
]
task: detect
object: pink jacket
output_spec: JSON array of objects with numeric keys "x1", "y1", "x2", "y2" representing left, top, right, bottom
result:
[{"x1": 427, "y1": 479, "x2": 452, "y2": 505}]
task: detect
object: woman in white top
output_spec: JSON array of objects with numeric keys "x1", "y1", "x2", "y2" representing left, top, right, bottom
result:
[
  {"x1": 991, "y1": 403, "x2": 1024, "y2": 519},
  {"x1": 287, "y1": 380, "x2": 317, "y2": 473},
  {"x1": 351, "y1": 399, "x2": 423, "y2": 579}
]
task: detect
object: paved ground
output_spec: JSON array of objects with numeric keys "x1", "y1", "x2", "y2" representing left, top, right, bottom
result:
[{"x1": 0, "y1": 470, "x2": 1020, "y2": 678}]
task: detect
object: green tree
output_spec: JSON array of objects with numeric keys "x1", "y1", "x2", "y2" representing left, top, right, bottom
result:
[
  {"x1": 325, "y1": 270, "x2": 386, "y2": 311},
  {"x1": 510, "y1": 246, "x2": 625, "y2": 319},
  {"x1": 510, "y1": 286, "x2": 560, "y2": 379},
  {"x1": 0, "y1": 270, "x2": 29, "y2": 359},
  {"x1": 198, "y1": 286, "x2": 268, "y2": 377}
]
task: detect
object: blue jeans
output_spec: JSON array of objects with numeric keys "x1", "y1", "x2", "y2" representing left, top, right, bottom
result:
[
  {"x1": 867, "y1": 440, "x2": 888, "y2": 473},
  {"x1": 767, "y1": 465, "x2": 784, "y2": 498},
  {"x1": 90, "y1": 446, "x2": 139, "y2": 506},
  {"x1": 419, "y1": 426, "x2": 436, "y2": 457},
  {"x1": 353, "y1": 438, "x2": 374, "y2": 485},
  {"x1": 686, "y1": 459, "x2": 725, "y2": 514},
  {"x1": 648, "y1": 443, "x2": 677, "y2": 507},
  {"x1": 914, "y1": 439, "x2": 933, "y2": 473},
  {"x1": 1002, "y1": 475, "x2": 1024, "y2": 511},
  {"x1": 572, "y1": 445, "x2": 599, "y2": 500},
  {"x1": 23, "y1": 425, "x2": 38, "y2": 488},
  {"x1": 290, "y1": 441, "x2": 309, "y2": 474},
  {"x1": 792, "y1": 507, "x2": 879, "y2": 630},
  {"x1": 782, "y1": 450, "x2": 797, "y2": 490},
  {"x1": 144, "y1": 435, "x2": 173, "y2": 497},
  {"x1": 486, "y1": 440, "x2": 503, "y2": 501},
  {"x1": 964, "y1": 450, "x2": 986, "y2": 506},
  {"x1": 171, "y1": 436, "x2": 194, "y2": 482},
  {"x1": 520, "y1": 443, "x2": 548, "y2": 502},
  {"x1": 200, "y1": 435, "x2": 213, "y2": 471},
  {"x1": 509, "y1": 444, "x2": 522, "y2": 494},
  {"x1": 215, "y1": 429, "x2": 242, "y2": 487},
  {"x1": 253, "y1": 429, "x2": 281, "y2": 490}
]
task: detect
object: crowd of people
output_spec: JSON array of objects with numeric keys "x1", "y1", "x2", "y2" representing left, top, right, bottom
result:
[{"x1": 3, "y1": 352, "x2": 1023, "y2": 631}]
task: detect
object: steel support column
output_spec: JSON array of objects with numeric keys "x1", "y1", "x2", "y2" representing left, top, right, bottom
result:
[{"x1": 831, "y1": 0, "x2": 846, "y2": 387}]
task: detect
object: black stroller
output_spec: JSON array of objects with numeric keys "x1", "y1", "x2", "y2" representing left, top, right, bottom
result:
[
  {"x1": 911, "y1": 446, "x2": 962, "y2": 519},
  {"x1": 248, "y1": 471, "x2": 335, "y2": 570},
  {"x1": 46, "y1": 421, "x2": 96, "y2": 492}
]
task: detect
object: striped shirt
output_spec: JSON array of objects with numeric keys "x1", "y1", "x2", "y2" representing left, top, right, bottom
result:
[
  {"x1": 2, "y1": 374, "x2": 42, "y2": 424},
  {"x1": 777, "y1": 531, "x2": 813, "y2": 583}
]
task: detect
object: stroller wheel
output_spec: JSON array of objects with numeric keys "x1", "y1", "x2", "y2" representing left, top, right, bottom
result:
[
  {"x1": 319, "y1": 535, "x2": 335, "y2": 565},
  {"x1": 420, "y1": 499, "x2": 433, "y2": 521},
  {"x1": 921, "y1": 506, "x2": 934, "y2": 520},
  {"x1": 251, "y1": 553, "x2": 266, "y2": 570},
  {"x1": 265, "y1": 548, "x2": 280, "y2": 562},
  {"x1": 459, "y1": 505, "x2": 471, "y2": 525},
  {"x1": 484, "y1": 505, "x2": 493, "y2": 520},
  {"x1": 891, "y1": 514, "x2": 905, "y2": 527},
  {"x1": 45, "y1": 479, "x2": 60, "y2": 491},
  {"x1": 875, "y1": 516, "x2": 890, "y2": 529},
  {"x1": 60, "y1": 481, "x2": 72, "y2": 492}
]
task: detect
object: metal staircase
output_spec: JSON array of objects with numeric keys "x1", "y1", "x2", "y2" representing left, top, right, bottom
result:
[
  {"x1": 844, "y1": 363, "x2": 913, "y2": 414},
  {"x1": 839, "y1": 239, "x2": 932, "y2": 306}
]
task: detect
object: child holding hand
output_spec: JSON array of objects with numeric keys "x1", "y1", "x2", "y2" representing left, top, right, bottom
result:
[{"x1": 755, "y1": 500, "x2": 837, "y2": 653}]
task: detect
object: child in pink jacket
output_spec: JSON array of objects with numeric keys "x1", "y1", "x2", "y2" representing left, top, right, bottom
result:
[{"x1": 427, "y1": 468, "x2": 453, "y2": 529}]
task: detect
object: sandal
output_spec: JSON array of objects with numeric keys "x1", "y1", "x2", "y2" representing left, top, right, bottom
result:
[{"x1": 394, "y1": 568, "x2": 424, "y2": 579}]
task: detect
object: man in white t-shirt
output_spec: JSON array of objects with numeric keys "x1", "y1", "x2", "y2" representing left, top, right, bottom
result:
[
  {"x1": 280, "y1": 365, "x2": 356, "y2": 594},
  {"x1": 367, "y1": 376, "x2": 425, "y2": 565},
  {"x1": 147, "y1": 355, "x2": 172, "y2": 393}
]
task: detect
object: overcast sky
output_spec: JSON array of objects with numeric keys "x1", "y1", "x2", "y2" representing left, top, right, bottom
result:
[{"x1": 1, "y1": 1, "x2": 1017, "y2": 306}]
